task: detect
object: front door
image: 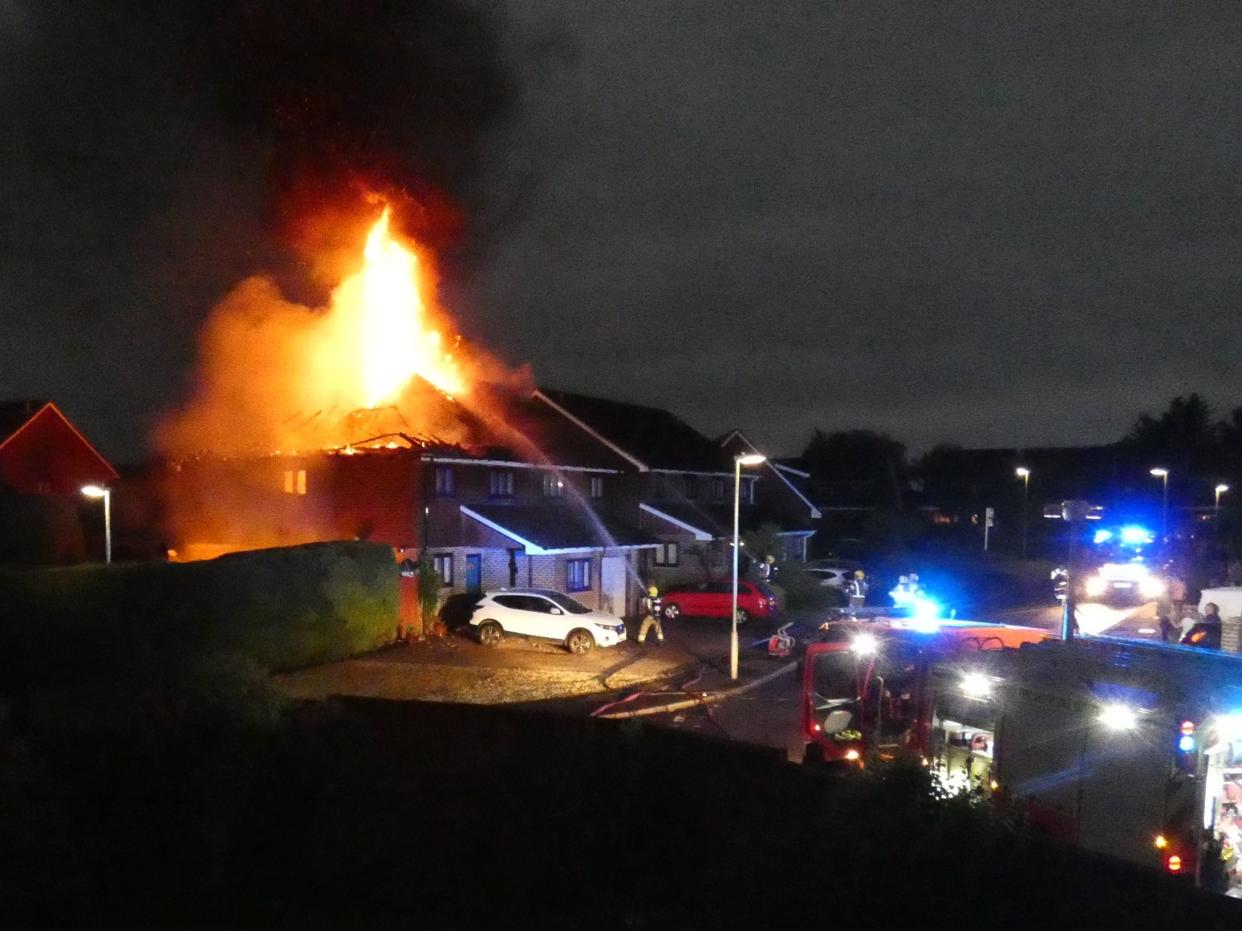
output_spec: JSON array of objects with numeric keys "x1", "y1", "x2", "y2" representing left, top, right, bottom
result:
[
  {"x1": 601, "y1": 556, "x2": 626, "y2": 616},
  {"x1": 465, "y1": 554, "x2": 482, "y2": 594}
]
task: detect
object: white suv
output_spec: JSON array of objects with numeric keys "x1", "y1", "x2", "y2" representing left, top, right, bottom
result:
[{"x1": 468, "y1": 589, "x2": 628, "y2": 655}]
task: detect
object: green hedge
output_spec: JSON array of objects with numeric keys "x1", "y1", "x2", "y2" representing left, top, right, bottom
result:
[{"x1": 0, "y1": 541, "x2": 398, "y2": 692}]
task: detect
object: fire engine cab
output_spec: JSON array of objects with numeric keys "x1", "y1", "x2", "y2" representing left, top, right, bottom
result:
[
  {"x1": 799, "y1": 619, "x2": 1049, "y2": 767},
  {"x1": 927, "y1": 637, "x2": 1242, "y2": 892}
]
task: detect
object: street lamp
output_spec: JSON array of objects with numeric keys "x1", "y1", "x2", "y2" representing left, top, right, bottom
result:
[
  {"x1": 1015, "y1": 467, "x2": 1031, "y2": 558},
  {"x1": 731, "y1": 452, "x2": 766, "y2": 680},
  {"x1": 81, "y1": 484, "x2": 111, "y2": 564},
  {"x1": 1150, "y1": 468, "x2": 1169, "y2": 541},
  {"x1": 1216, "y1": 484, "x2": 1230, "y2": 541}
]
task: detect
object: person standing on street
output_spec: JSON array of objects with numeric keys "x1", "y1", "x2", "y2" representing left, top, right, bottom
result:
[
  {"x1": 1168, "y1": 571, "x2": 1188, "y2": 622},
  {"x1": 847, "y1": 570, "x2": 869, "y2": 615},
  {"x1": 637, "y1": 585, "x2": 664, "y2": 646}
]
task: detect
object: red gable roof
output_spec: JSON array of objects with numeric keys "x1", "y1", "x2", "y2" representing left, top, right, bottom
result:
[{"x1": 0, "y1": 401, "x2": 118, "y2": 495}]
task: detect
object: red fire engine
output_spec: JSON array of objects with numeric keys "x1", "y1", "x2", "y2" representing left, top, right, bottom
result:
[{"x1": 799, "y1": 619, "x2": 1050, "y2": 767}]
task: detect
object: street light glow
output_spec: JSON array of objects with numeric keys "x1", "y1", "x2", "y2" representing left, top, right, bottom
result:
[
  {"x1": 1216, "y1": 484, "x2": 1230, "y2": 495},
  {"x1": 1015, "y1": 467, "x2": 1030, "y2": 478},
  {"x1": 1149, "y1": 467, "x2": 1168, "y2": 478},
  {"x1": 736, "y1": 453, "x2": 766, "y2": 466},
  {"x1": 81, "y1": 484, "x2": 107, "y2": 499}
]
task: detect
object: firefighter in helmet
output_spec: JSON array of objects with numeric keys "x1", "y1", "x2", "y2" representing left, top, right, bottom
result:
[
  {"x1": 638, "y1": 585, "x2": 665, "y2": 645},
  {"x1": 846, "y1": 569, "x2": 868, "y2": 615}
]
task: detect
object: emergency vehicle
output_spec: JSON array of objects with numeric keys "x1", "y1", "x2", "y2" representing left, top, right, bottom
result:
[
  {"x1": 799, "y1": 619, "x2": 1050, "y2": 767},
  {"x1": 927, "y1": 637, "x2": 1242, "y2": 892},
  {"x1": 1053, "y1": 524, "x2": 1165, "y2": 606}
]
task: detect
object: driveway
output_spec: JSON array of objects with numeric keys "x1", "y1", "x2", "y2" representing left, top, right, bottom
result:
[{"x1": 272, "y1": 624, "x2": 700, "y2": 704}]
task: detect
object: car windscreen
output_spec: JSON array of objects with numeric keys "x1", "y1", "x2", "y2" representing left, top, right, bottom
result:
[{"x1": 541, "y1": 592, "x2": 591, "y2": 615}]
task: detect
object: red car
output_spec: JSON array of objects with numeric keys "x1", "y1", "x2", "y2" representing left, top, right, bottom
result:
[{"x1": 659, "y1": 580, "x2": 779, "y2": 625}]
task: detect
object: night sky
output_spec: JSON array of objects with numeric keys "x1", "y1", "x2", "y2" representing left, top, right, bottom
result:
[{"x1": 4, "y1": 1, "x2": 1242, "y2": 461}]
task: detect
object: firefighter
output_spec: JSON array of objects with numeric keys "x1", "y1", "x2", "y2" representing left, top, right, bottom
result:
[
  {"x1": 637, "y1": 585, "x2": 664, "y2": 645},
  {"x1": 890, "y1": 575, "x2": 912, "y2": 607},
  {"x1": 846, "y1": 570, "x2": 868, "y2": 615}
]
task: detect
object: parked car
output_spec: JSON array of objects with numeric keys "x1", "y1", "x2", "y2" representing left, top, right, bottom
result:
[
  {"x1": 804, "y1": 561, "x2": 859, "y2": 589},
  {"x1": 468, "y1": 589, "x2": 627, "y2": 655},
  {"x1": 660, "y1": 580, "x2": 779, "y2": 625}
]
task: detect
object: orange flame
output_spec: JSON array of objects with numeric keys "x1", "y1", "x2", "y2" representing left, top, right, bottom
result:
[{"x1": 326, "y1": 206, "x2": 465, "y2": 406}]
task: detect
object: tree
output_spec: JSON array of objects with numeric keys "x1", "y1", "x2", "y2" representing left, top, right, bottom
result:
[
  {"x1": 1119, "y1": 393, "x2": 1219, "y2": 476},
  {"x1": 416, "y1": 551, "x2": 442, "y2": 638}
]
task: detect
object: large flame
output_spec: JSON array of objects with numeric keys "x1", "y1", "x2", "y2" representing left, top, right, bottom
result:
[{"x1": 332, "y1": 206, "x2": 465, "y2": 406}]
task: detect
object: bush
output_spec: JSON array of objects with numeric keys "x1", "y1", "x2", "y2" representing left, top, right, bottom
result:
[{"x1": 0, "y1": 541, "x2": 398, "y2": 696}]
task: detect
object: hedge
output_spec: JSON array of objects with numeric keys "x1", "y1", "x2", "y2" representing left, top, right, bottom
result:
[{"x1": 0, "y1": 540, "x2": 398, "y2": 692}]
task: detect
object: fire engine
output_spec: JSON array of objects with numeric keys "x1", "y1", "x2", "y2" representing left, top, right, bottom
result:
[
  {"x1": 927, "y1": 636, "x2": 1242, "y2": 892},
  {"x1": 799, "y1": 619, "x2": 1050, "y2": 767}
]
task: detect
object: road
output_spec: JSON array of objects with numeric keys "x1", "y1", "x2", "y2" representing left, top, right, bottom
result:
[{"x1": 628, "y1": 598, "x2": 1162, "y2": 762}]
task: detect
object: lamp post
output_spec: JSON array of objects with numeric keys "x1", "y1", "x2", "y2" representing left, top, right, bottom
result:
[
  {"x1": 81, "y1": 484, "x2": 111, "y2": 564},
  {"x1": 1015, "y1": 467, "x2": 1031, "y2": 558},
  {"x1": 1216, "y1": 484, "x2": 1230, "y2": 541},
  {"x1": 1150, "y1": 468, "x2": 1169, "y2": 542},
  {"x1": 731, "y1": 452, "x2": 766, "y2": 680}
]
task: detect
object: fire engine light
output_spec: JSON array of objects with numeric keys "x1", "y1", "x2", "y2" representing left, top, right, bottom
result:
[
  {"x1": 1120, "y1": 525, "x2": 1154, "y2": 545},
  {"x1": 1154, "y1": 834, "x2": 1168, "y2": 849},
  {"x1": 990, "y1": 780, "x2": 999, "y2": 791},
  {"x1": 1093, "y1": 529, "x2": 1113, "y2": 544},
  {"x1": 961, "y1": 672, "x2": 992, "y2": 699},
  {"x1": 812, "y1": 723, "x2": 821, "y2": 732},
  {"x1": 852, "y1": 633, "x2": 879, "y2": 656},
  {"x1": 1166, "y1": 854, "x2": 1182, "y2": 873},
  {"x1": 1140, "y1": 576, "x2": 1166, "y2": 599},
  {"x1": 1084, "y1": 575, "x2": 1108, "y2": 598},
  {"x1": 1178, "y1": 734, "x2": 1195, "y2": 753},
  {"x1": 1098, "y1": 704, "x2": 1139, "y2": 731},
  {"x1": 1180, "y1": 720, "x2": 1196, "y2": 735},
  {"x1": 844, "y1": 749, "x2": 860, "y2": 761}
]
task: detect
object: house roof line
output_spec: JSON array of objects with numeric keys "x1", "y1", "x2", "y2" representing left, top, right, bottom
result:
[
  {"x1": 648, "y1": 467, "x2": 740, "y2": 478},
  {"x1": 0, "y1": 401, "x2": 119, "y2": 480},
  {"x1": 774, "y1": 463, "x2": 810, "y2": 479},
  {"x1": 532, "y1": 389, "x2": 649, "y2": 472},
  {"x1": 460, "y1": 505, "x2": 547, "y2": 554},
  {"x1": 423, "y1": 456, "x2": 621, "y2": 474},
  {"x1": 719, "y1": 428, "x2": 821, "y2": 520},
  {"x1": 639, "y1": 502, "x2": 714, "y2": 541}
]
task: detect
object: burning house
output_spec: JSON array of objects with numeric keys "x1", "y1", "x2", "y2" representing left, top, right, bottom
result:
[{"x1": 157, "y1": 200, "x2": 816, "y2": 617}]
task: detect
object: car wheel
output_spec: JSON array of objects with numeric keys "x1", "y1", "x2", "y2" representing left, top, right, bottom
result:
[
  {"x1": 735, "y1": 608, "x2": 750, "y2": 626},
  {"x1": 565, "y1": 628, "x2": 595, "y2": 655},
  {"x1": 662, "y1": 604, "x2": 681, "y2": 621},
  {"x1": 477, "y1": 620, "x2": 503, "y2": 647}
]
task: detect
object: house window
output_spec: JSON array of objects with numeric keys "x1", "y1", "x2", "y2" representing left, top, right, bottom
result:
[
  {"x1": 744, "y1": 477, "x2": 756, "y2": 504},
  {"x1": 489, "y1": 470, "x2": 515, "y2": 498},
  {"x1": 432, "y1": 553, "x2": 454, "y2": 587},
  {"x1": 712, "y1": 478, "x2": 725, "y2": 501},
  {"x1": 652, "y1": 542, "x2": 679, "y2": 567},
  {"x1": 566, "y1": 558, "x2": 591, "y2": 592},
  {"x1": 282, "y1": 469, "x2": 307, "y2": 495},
  {"x1": 684, "y1": 476, "x2": 698, "y2": 499},
  {"x1": 542, "y1": 472, "x2": 564, "y2": 498},
  {"x1": 434, "y1": 465, "x2": 455, "y2": 497},
  {"x1": 590, "y1": 476, "x2": 604, "y2": 499}
]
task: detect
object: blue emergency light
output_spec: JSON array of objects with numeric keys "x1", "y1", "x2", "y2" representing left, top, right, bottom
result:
[{"x1": 1119, "y1": 525, "x2": 1154, "y2": 545}]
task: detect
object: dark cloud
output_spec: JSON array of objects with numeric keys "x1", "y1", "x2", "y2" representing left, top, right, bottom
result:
[
  {"x1": 4, "y1": 0, "x2": 1242, "y2": 459},
  {"x1": 459, "y1": 1, "x2": 1242, "y2": 454},
  {"x1": 0, "y1": 0, "x2": 522, "y2": 456}
]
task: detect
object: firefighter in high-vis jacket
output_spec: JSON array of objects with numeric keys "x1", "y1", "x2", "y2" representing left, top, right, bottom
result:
[{"x1": 637, "y1": 585, "x2": 665, "y2": 645}]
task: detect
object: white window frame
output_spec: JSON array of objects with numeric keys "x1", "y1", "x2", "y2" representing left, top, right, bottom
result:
[
  {"x1": 566, "y1": 557, "x2": 591, "y2": 593},
  {"x1": 433, "y1": 553, "x2": 454, "y2": 587},
  {"x1": 542, "y1": 473, "x2": 564, "y2": 498},
  {"x1": 434, "y1": 465, "x2": 455, "y2": 497},
  {"x1": 652, "y1": 542, "x2": 679, "y2": 567},
  {"x1": 489, "y1": 470, "x2": 515, "y2": 498},
  {"x1": 590, "y1": 476, "x2": 604, "y2": 499}
]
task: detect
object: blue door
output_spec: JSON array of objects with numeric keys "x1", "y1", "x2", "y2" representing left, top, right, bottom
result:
[{"x1": 465, "y1": 554, "x2": 482, "y2": 593}]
